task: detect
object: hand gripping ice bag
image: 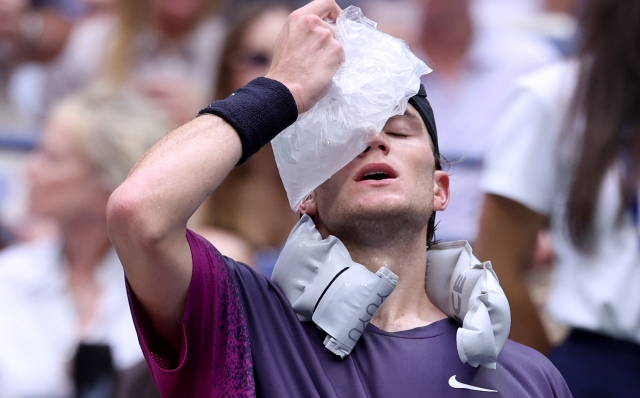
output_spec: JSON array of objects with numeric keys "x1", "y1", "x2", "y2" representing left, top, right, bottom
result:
[{"x1": 271, "y1": 5, "x2": 431, "y2": 210}]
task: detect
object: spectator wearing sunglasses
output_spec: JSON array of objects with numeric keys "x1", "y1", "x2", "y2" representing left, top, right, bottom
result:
[{"x1": 196, "y1": 3, "x2": 296, "y2": 276}]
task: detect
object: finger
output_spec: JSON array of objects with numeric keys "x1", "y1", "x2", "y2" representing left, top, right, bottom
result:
[
  {"x1": 298, "y1": 0, "x2": 342, "y2": 21},
  {"x1": 321, "y1": 19, "x2": 337, "y2": 37}
]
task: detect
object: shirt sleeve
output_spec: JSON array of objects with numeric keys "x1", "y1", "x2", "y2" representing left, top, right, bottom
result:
[
  {"x1": 126, "y1": 230, "x2": 255, "y2": 397},
  {"x1": 480, "y1": 82, "x2": 559, "y2": 216}
]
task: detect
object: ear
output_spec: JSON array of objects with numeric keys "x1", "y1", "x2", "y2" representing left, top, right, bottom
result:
[
  {"x1": 298, "y1": 192, "x2": 318, "y2": 216},
  {"x1": 432, "y1": 170, "x2": 450, "y2": 211}
]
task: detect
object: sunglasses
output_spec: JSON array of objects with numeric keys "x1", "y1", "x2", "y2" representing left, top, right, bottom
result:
[{"x1": 231, "y1": 48, "x2": 272, "y2": 70}]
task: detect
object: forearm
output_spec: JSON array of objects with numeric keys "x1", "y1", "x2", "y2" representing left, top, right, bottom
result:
[{"x1": 474, "y1": 194, "x2": 551, "y2": 354}]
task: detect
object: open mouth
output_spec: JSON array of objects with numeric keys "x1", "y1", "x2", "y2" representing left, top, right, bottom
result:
[
  {"x1": 355, "y1": 163, "x2": 399, "y2": 182},
  {"x1": 362, "y1": 172, "x2": 391, "y2": 181}
]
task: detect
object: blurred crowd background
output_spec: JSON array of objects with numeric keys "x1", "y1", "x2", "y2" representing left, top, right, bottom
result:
[{"x1": 0, "y1": 0, "x2": 638, "y2": 397}]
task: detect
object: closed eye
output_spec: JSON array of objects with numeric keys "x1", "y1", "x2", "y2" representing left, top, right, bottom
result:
[{"x1": 386, "y1": 132, "x2": 408, "y2": 138}]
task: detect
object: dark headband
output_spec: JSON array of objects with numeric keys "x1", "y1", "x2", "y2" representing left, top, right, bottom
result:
[
  {"x1": 408, "y1": 84, "x2": 441, "y2": 245},
  {"x1": 408, "y1": 84, "x2": 441, "y2": 169}
]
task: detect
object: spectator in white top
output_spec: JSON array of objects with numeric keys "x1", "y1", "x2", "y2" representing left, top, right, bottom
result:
[{"x1": 476, "y1": 0, "x2": 640, "y2": 396}]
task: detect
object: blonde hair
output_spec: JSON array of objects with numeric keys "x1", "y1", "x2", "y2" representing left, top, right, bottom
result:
[
  {"x1": 105, "y1": 0, "x2": 222, "y2": 85},
  {"x1": 50, "y1": 85, "x2": 170, "y2": 190}
]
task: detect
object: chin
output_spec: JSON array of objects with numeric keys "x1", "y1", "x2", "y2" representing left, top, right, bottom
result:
[
  {"x1": 324, "y1": 202, "x2": 430, "y2": 246},
  {"x1": 355, "y1": 193, "x2": 407, "y2": 210},
  {"x1": 343, "y1": 199, "x2": 412, "y2": 221}
]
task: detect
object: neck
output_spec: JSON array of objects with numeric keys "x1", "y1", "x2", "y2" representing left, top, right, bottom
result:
[
  {"x1": 341, "y1": 227, "x2": 446, "y2": 332},
  {"x1": 60, "y1": 218, "x2": 111, "y2": 337},
  {"x1": 420, "y1": 8, "x2": 473, "y2": 77},
  {"x1": 61, "y1": 219, "x2": 111, "y2": 277}
]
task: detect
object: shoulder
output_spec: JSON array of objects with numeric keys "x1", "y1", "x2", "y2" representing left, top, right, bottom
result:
[
  {"x1": 499, "y1": 340, "x2": 553, "y2": 370},
  {"x1": 192, "y1": 226, "x2": 254, "y2": 267},
  {"x1": 186, "y1": 15, "x2": 227, "y2": 59},
  {"x1": 0, "y1": 240, "x2": 65, "y2": 312},
  {"x1": 185, "y1": 229, "x2": 272, "y2": 299},
  {"x1": 494, "y1": 59, "x2": 579, "y2": 142},
  {"x1": 186, "y1": 230, "x2": 293, "y2": 315},
  {"x1": 479, "y1": 60, "x2": 574, "y2": 214},
  {"x1": 66, "y1": 14, "x2": 116, "y2": 50},
  {"x1": 0, "y1": 239, "x2": 60, "y2": 281},
  {"x1": 515, "y1": 59, "x2": 580, "y2": 106},
  {"x1": 195, "y1": 15, "x2": 227, "y2": 39},
  {"x1": 57, "y1": 14, "x2": 116, "y2": 66},
  {"x1": 497, "y1": 340, "x2": 571, "y2": 396},
  {"x1": 474, "y1": 29, "x2": 560, "y2": 72}
]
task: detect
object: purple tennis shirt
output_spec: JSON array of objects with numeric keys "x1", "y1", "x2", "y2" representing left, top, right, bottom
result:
[{"x1": 126, "y1": 230, "x2": 572, "y2": 397}]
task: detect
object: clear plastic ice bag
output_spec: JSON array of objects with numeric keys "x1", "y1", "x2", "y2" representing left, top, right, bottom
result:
[{"x1": 272, "y1": 5, "x2": 431, "y2": 210}]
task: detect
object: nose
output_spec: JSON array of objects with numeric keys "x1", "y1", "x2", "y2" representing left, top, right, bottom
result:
[{"x1": 360, "y1": 133, "x2": 390, "y2": 157}]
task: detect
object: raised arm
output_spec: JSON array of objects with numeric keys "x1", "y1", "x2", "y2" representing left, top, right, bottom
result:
[
  {"x1": 474, "y1": 193, "x2": 551, "y2": 355},
  {"x1": 106, "y1": 0, "x2": 343, "y2": 351}
]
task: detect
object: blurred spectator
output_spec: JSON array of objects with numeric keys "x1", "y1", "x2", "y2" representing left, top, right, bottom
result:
[
  {"x1": 414, "y1": 0, "x2": 560, "y2": 242},
  {"x1": 0, "y1": 222, "x2": 12, "y2": 250},
  {"x1": 0, "y1": 0, "x2": 67, "y2": 132},
  {"x1": 476, "y1": 0, "x2": 640, "y2": 396},
  {"x1": 0, "y1": 0, "x2": 115, "y2": 239},
  {"x1": 32, "y1": 0, "x2": 109, "y2": 19},
  {"x1": 222, "y1": 0, "x2": 372, "y2": 19},
  {"x1": 473, "y1": 0, "x2": 581, "y2": 56},
  {"x1": 0, "y1": 0, "x2": 115, "y2": 127},
  {"x1": 0, "y1": 0, "x2": 74, "y2": 65},
  {"x1": 197, "y1": 3, "x2": 296, "y2": 276},
  {"x1": 361, "y1": 0, "x2": 422, "y2": 49},
  {"x1": 0, "y1": 86, "x2": 165, "y2": 397},
  {"x1": 112, "y1": 360, "x2": 160, "y2": 398},
  {"x1": 45, "y1": 0, "x2": 226, "y2": 127}
]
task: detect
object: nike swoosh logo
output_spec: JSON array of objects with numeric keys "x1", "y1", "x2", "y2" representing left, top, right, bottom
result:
[{"x1": 449, "y1": 375, "x2": 498, "y2": 393}]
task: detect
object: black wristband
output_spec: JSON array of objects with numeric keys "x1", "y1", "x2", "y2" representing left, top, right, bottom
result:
[{"x1": 198, "y1": 77, "x2": 298, "y2": 165}]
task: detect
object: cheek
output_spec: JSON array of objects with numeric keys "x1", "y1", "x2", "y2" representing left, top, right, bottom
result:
[
  {"x1": 31, "y1": 159, "x2": 93, "y2": 200},
  {"x1": 314, "y1": 182, "x2": 337, "y2": 211},
  {"x1": 410, "y1": 155, "x2": 436, "y2": 199},
  {"x1": 28, "y1": 162, "x2": 61, "y2": 195},
  {"x1": 313, "y1": 175, "x2": 347, "y2": 216},
  {"x1": 28, "y1": 170, "x2": 71, "y2": 217}
]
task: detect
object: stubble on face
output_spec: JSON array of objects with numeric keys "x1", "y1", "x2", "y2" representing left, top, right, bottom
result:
[{"x1": 313, "y1": 162, "x2": 435, "y2": 250}]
